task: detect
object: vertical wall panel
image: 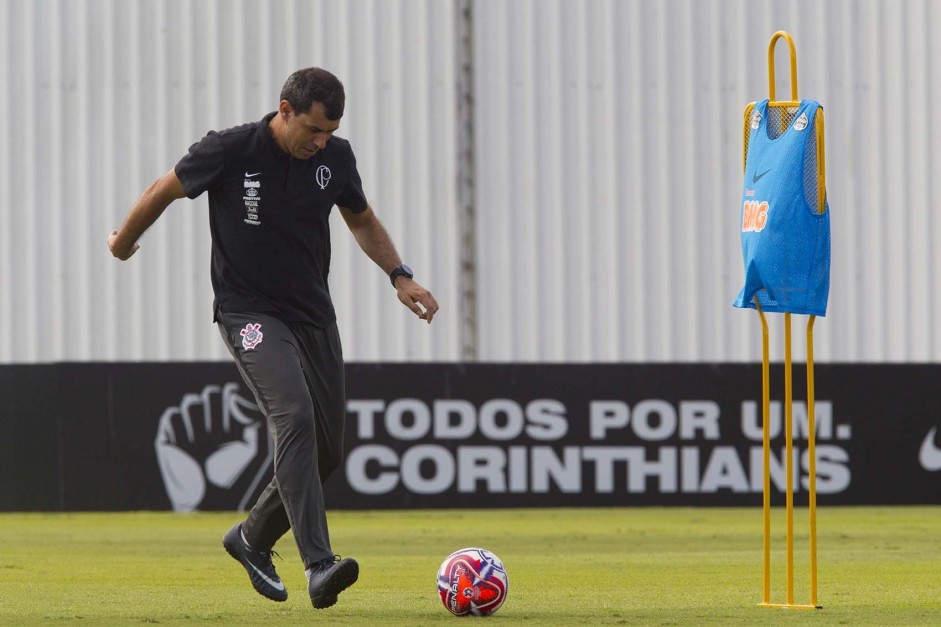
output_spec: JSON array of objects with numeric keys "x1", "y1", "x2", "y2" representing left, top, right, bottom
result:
[
  {"x1": 0, "y1": 2, "x2": 10, "y2": 356},
  {"x1": 1, "y1": 0, "x2": 939, "y2": 364},
  {"x1": 928, "y1": 0, "x2": 941, "y2": 358}
]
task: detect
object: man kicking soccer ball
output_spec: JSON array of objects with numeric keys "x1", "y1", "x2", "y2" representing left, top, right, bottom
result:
[{"x1": 108, "y1": 67, "x2": 438, "y2": 608}]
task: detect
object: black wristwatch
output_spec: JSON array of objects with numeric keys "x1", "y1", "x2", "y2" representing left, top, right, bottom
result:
[{"x1": 389, "y1": 263, "x2": 414, "y2": 286}]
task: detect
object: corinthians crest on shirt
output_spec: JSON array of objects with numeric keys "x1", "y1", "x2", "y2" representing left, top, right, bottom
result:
[{"x1": 243, "y1": 171, "x2": 262, "y2": 226}]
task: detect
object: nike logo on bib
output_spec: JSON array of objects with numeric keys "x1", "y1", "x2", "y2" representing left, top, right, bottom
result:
[{"x1": 752, "y1": 169, "x2": 771, "y2": 184}]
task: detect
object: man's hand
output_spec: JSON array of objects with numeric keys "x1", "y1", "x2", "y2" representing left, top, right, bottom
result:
[
  {"x1": 108, "y1": 168, "x2": 186, "y2": 261},
  {"x1": 395, "y1": 278, "x2": 439, "y2": 323},
  {"x1": 108, "y1": 230, "x2": 140, "y2": 260},
  {"x1": 339, "y1": 206, "x2": 441, "y2": 323}
]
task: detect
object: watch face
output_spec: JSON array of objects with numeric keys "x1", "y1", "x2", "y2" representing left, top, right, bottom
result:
[{"x1": 401, "y1": 264, "x2": 413, "y2": 276}]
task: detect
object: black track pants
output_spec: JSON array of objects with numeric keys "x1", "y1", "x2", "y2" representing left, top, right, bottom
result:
[{"x1": 216, "y1": 310, "x2": 345, "y2": 568}]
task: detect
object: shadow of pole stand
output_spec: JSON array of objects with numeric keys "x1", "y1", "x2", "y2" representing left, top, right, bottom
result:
[{"x1": 736, "y1": 30, "x2": 831, "y2": 611}]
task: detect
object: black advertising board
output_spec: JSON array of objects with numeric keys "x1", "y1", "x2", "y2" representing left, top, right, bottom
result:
[
  {"x1": 336, "y1": 363, "x2": 939, "y2": 508},
  {"x1": 0, "y1": 365, "x2": 60, "y2": 510},
  {"x1": 0, "y1": 363, "x2": 938, "y2": 511}
]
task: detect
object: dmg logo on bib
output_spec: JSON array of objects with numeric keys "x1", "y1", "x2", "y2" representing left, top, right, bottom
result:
[{"x1": 742, "y1": 200, "x2": 769, "y2": 232}]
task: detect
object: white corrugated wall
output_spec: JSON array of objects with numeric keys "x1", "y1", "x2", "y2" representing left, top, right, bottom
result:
[
  {"x1": 1, "y1": 0, "x2": 939, "y2": 363},
  {"x1": 0, "y1": 0, "x2": 462, "y2": 362}
]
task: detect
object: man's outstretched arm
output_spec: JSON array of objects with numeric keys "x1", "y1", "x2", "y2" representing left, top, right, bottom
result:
[
  {"x1": 108, "y1": 168, "x2": 187, "y2": 260},
  {"x1": 340, "y1": 205, "x2": 439, "y2": 323}
]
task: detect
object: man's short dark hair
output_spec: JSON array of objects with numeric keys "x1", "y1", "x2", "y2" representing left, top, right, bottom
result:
[{"x1": 280, "y1": 68, "x2": 345, "y2": 120}]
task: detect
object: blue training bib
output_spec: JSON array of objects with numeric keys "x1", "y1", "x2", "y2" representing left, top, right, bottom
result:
[{"x1": 733, "y1": 99, "x2": 831, "y2": 316}]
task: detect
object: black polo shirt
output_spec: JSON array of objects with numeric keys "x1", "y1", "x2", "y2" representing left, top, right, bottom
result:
[{"x1": 175, "y1": 112, "x2": 368, "y2": 326}]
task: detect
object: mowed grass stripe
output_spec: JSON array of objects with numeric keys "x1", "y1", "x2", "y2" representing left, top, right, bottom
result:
[{"x1": 0, "y1": 507, "x2": 939, "y2": 625}]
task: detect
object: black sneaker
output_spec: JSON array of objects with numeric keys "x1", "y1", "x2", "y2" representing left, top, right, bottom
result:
[
  {"x1": 307, "y1": 556, "x2": 359, "y2": 609},
  {"x1": 222, "y1": 523, "x2": 288, "y2": 602}
]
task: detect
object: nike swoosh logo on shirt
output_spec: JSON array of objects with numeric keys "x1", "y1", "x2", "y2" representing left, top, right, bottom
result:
[
  {"x1": 248, "y1": 561, "x2": 286, "y2": 591},
  {"x1": 752, "y1": 169, "x2": 771, "y2": 184},
  {"x1": 919, "y1": 427, "x2": 941, "y2": 471},
  {"x1": 245, "y1": 172, "x2": 261, "y2": 178}
]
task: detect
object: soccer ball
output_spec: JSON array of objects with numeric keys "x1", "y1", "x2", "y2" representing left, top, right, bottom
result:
[{"x1": 436, "y1": 547, "x2": 509, "y2": 617}]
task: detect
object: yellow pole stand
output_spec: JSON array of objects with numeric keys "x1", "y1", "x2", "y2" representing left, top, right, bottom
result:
[
  {"x1": 807, "y1": 316, "x2": 819, "y2": 607},
  {"x1": 750, "y1": 31, "x2": 823, "y2": 612},
  {"x1": 755, "y1": 298, "x2": 771, "y2": 606}
]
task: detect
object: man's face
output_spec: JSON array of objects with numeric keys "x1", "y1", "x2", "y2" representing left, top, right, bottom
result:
[{"x1": 281, "y1": 101, "x2": 340, "y2": 159}]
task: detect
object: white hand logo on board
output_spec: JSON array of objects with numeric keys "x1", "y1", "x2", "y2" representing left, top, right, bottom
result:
[{"x1": 155, "y1": 383, "x2": 271, "y2": 512}]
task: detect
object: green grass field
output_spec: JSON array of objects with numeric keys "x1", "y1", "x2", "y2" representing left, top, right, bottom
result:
[{"x1": 0, "y1": 507, "x2": 939, "y2": 625}]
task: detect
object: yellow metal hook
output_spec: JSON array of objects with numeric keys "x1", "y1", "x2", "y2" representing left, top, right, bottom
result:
[{"x1": 768, "y1": 30, "x2": 798, "y2": 103}]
